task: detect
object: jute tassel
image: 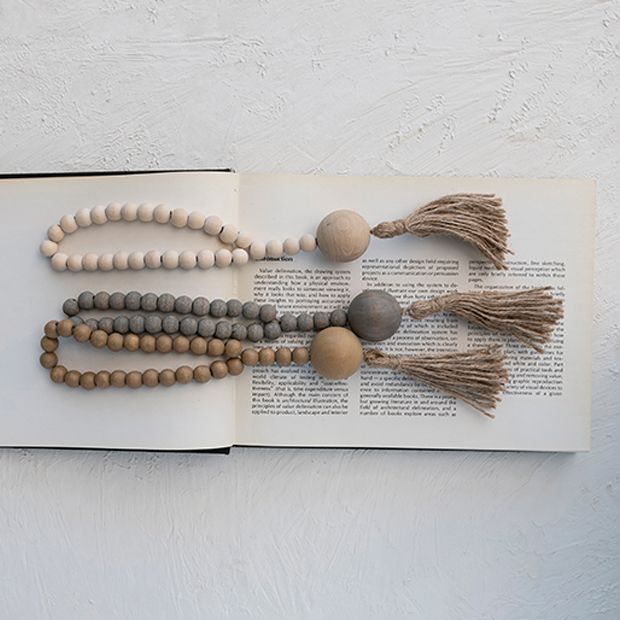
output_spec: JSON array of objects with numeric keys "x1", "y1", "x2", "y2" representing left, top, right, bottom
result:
[
  {"x1": 364, "y1": 346, "x2": 508, "y2": 418},
  {"x1": 371, "y1": 193, "x2": 510, "y2": 270},
  {"x1": 405, "y1": 287, "x2": 563, "y2": 353}
]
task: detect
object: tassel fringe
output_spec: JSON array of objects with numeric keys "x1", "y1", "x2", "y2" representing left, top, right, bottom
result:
[
  {"x1": 364, "y1": 346, "x2": 508, "y2": 418},
  {"x1": 371, "y1": 193, "x2": 510, "y2": 270},
  {"x1": 405, "y1": 287, "x2": 563, "y2": 353}
]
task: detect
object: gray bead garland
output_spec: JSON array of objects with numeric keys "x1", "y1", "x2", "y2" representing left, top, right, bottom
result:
[
  {"x1": 77, "y1": 291, "x2": 94, "y2": 310},
  {"x1": 157, "y1": 293, "x2": 175, "y2": 313},
  {"x1": 192, "y1": 296, "x2": 210, "y2": 317},
  {"x1": 145, "y1": 315, "x2": 162, "y2": 334},
  {"x1": 109, "y1": 292, "x2": 125, "y2": 310},
  {"x1": 242, "y1": 301, "x2": 260, "y2": 320},
  {"x1": 113, "y1": 315, "x2": 129, "y2": 334},
  {"x1": 180, "y1": 316, "x2": 198, "y2": 336},
  {"x1": 124, "y1": 291, "x2": 142, "y2": 311},
  {"x1": 210, "y1": 299, "x2": 227, "y2": 318},
  {"x1": 94, "y1": 291, "x2": 110, "y2": 310},
  {"x1": 63, "y1": 298, "x2": 79, "y2": 317},
  {"x1": 162, "y1": 315, "x2": 180, "y2": 334},
  {"x1": 198, "y1": 318, "x2": 216, "y2": 337},
  {"x1": 215, "y1": 321, "x2": 233, "y2": 340},
  {"x1": 175, "y1": 295, "x2": 193, "y2": 314}
]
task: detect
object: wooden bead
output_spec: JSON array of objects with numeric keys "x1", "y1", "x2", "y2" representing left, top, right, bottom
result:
[
  {"x1": 292, "y1": 347, "x2": 310, "y2": 366},
  {"x1": 225, "y1": 339, "x2": 242, "y2": 358},
  {"x1": 95, "y1": 371, "x2": 111, "y2": 389},
  {"x1": 60, "y1": 214, "x2": 78, "y2": 234},
  {"x1": 348, "y1": 290, "x2": 402, "y2": 342},
  {"x1": 171, "y1": 208, "x2": 189, "y2": 227},
  {"x1": 283, "y1": 237, "x2": 300, "y2": 255},
  {"x1": 241, "y1": 348, "x2": 259, "y2": 366},
  {"x1": 91, "y1": 205, "x2": 108, "y2": 224},
  {"x1": 316, "y1": 210, "x2": 370, "y2": 262},
  {"x1": 159, "y1": 369, "x2": 176, "y2": 387},
  {"x1": 173, "y1": 335, "x2": 190, "y2": 354},
  {"x1": 299, "y1": 234, "x2": 316, "y2": 252},
  {"x1": 47, "y1": 224, "x2": 65, "y2": 243},
  {"x1": 82, "y1": 253, "x2": 99, "y2": 271},
  {"x1": 276, "y1": 347, "x2": 292, "y2": 367},
  {"x1": 67, "y1": 254, "x2": 83, "y2": 272},
  {"x1": 219, "y1": 224, "x2": 238, "y2": 244},
  {"x1": 57, "y1": 319, "x2": 74, "y2": 337},
  {"x1": 153, "y1": 204, "x2": 171, "y2": 224},
  {"x1": 197, "y1": 250, "x2": 215, "y2": 269},
  {"x1": 124, "y1": 333, "x2": 140, "y2": 352},
  {"x1": 106, "y1": 202, "x2": 123, "y2": 221},
  {"x1": 232, "y1": 248, "x2": 249, "y2": 265},
  {"x1": 249, "y1": 242, "x2": 266, "y2": 260},
  {"x1": 179, "y1": 250, "x2": 197, "y2": 270},
  {"x1": 107, "y1": 333, "x2": 124, "y2": 352},
  {"x1": 162, "y1": 250, "x2": 179, "y2": 269},
  {"x1": 190, "y1": 337, "x2": 208, "y2": 355},
  {"x1": 110, "y1": 370, "x2": 126, "y2": 388},
  {"x1": 90, "y1": 330, "x2": 108, "y2": 348},
  {"x1": 51, "y1": 253, "x2": 68, "y2": 271},
  {"x1": 266, "y1": 239, "x2": 283, "y2": 258},
  {"x1": 50, "y1": 365, "x2": 67, "y2": 384},
  {"x1": 157, "y1": 335, "x2": 173, "y2": 353},
  {"x1": 44, "y1": 320, "x2": 59, "y2": 338},
  {"x1": 40, "y1": 240, "x2": 58, "y2": 257},
  {"x1": 204, "y1": 215, "x2": 223, "y2": 235},
  {"x1": 207, "y1": 338, "x2": 225, "y2": 357},
  {"x1": 140, "y1": 334, "x2": 157, "y2": 353},
  {"x1": 215, "y1": 248, "x2": 232, "y2": 268},
  {"x1": 227, "y1": 358, "x2": 244, "y2": 376},
  {"x1": 40, "y1": 352, "x2": 58, "y2": 369},
  {"x1": 210, "y1": 360, "x2": 228, "y2": 379},
  {"x1": 259, "y1": 348, "x2": 275, "y2": 367},
  {"x1": 310, "y1": 326, "x2": 363, "y2": 380},
  {"x1": 64, "y1": 370, "x2": 81, "y2": 388},
  {"x1": 126, "y1": 370, "x2": 143, "y2": 389},
  {"x1": 188, "y1": 211, "x2": 206, "y2": 230},
  {"x1": 80, "y1": 372, "x2": 97, "y2": 390},
  {"x1": 73, "y1": 324, "x2": 92, "y2": 343},
  {"x1": 40, "y1": 336, "x2": 58, "y2": 352},
  {"x1": 193, "y1": 365, "x2": 211, "y2": 383},
  {"x1": 142, "y1": 369, "x2": 159, "y2": 387},
  {"x1": 176, "y1": 366, "x2": 193, "y2": 384}
]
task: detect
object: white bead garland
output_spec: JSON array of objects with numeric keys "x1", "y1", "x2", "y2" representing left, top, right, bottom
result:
[{"x1": 41, "y1": 203, "x2": 319, "y2": 271}]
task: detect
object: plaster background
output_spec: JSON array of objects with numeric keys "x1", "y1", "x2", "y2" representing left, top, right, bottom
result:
[{"x1": 0, "y1": 1, "x2": 618, "y2": 617}]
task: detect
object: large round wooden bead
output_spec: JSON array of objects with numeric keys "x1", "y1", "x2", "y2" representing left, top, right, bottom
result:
[
  {"x1": 316, "y1": 210, "x2": 370, "y2": 263},
  {"x1": 310, "y1": 327, "x2": 363, "y2": 380},
  {"x1": 348, "y1": 290, "x2": 402, "y2": 342}
]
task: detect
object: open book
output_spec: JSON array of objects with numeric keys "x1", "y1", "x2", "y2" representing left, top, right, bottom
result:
[{"x1": 0, "y1": 171, "x2": 595, "y2": 452}]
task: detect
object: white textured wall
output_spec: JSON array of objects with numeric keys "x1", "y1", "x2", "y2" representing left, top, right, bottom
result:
[{"x1": 1, "y1": 1, "x2": 619, "y2": 617}]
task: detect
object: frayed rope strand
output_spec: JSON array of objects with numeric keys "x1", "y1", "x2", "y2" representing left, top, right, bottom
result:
[
  {"x1": 371, "y1": 193, "x2": 511, "y2": 270},
  {"x1": 364, "y1": 345, "x2": 509, "y2": 418}
]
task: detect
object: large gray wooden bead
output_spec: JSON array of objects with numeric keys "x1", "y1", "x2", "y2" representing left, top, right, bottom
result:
[{"x1": 347, "y1": 290, "x2": 402, "y2": 342}]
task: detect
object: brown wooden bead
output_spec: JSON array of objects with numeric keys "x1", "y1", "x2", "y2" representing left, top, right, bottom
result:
[
  {"x1": 310, "y1": 326, "x2": 363, "y2": 380},
  {"x1": 73, "y1": 324, "x2": 92, "y2": 343},
  {"x1": 173, "y1": 335, "x2": 190, "y2": 354},
  {"x1": 40, "y1": 352, "x2": 58, "y2": 369},
  {"x1": 159, "y1": 369, "x2": 176, "y2": 386},
  {"x1": 64, "y1": 370, "x2": 81, "y2": 388},
  {"x1": 90, "y1": 330, "x2": 108, "y2": 348},
  {"x1": 108, "y1": 333, "x2": 124, "y2": 352},
  {"x1": 142, "y1": 368, "x2": 159, "y2": 387},
  {"x1": 80, "y1": 371, "x2": 96, "y2": 390},
  {"x1": 210, "y1": 360, "x2": 228, "y2": 379},
  {"x1": 50, "y1": 365, "x2": 67, "y2": 384},
  {"x1": 316, "y1": 210, "x2": 371, "y2": 263},
  {"x1": 227, "y1": 358, "x2": 244, "y2": 376},
  {"x1": 207, "y1": 338, "x2": 225, "y2": 357},
  {"x1": 124, "y1": 333, "x2": 140, "y2": 352},
  {"x1": 157, "y1": 335, "x2": 173, "y2": 353},
  {"x1": 110, "y1": 370, "x2": 127, "y2": 388},
  {"x1": 193, "y1": 365, "x2": 211, "y2": 383},
  {"x1": 176, "y1": 365, "x2": 193, "y2": 384},
  {"x1": 275, "y1": 347, "x2": 292, "y2": 367},
  {"x1": 190, "y1": 337, "x2": 207, "y2": 355},
  {"x1": 225, "y1": 339, "x2": 242, "y2": 358},
  {"x1": 241, "y1": 348, "x2": 259, "y2": 366},
  {"x1": 126, "y1": 370, "x2": 143, "y2": 389},
  {"x1": 140, "y1": 334, "x2": 156, "y2": 353},
  {"x1": 259, "y1": 348, "x2": 275, "y2": 366},
  {"x1": 57, "y1": 319, "x2": 74, "y2": 337},
  {"x1": 40, "y1": 336, "x2": 58, "y2": 352},
  {"x1": 292, "y1": 347, "x2": 310, "y2": 366},
  {"x1": 44, "y1": 320, "x2": 59, "y2": 338},
  {"x1": 348, "y1": 290, "x2": 402, "y2": 342},
  {"x1": 95, "y1": 371, "x2": 111, "y2": 389}
]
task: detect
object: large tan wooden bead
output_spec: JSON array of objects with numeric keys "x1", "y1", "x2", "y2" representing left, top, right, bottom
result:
[
  {"x1": 316, "y1": 210, "x2": 370, "y2": 263},
  {"x1": 310, "y1": 327, "x2": 363, "y2": 380}
]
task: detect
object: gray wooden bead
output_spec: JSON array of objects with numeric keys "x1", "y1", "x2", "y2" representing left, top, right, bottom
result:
[
  {"x1": 70, "y1": 316, "x2": 84, "y2": 326},
  {"x1": 264, "y1": 321, "x2": 282, "y2": 340},
  {"x1": 162, "y1": 315, "x2": 179, "y2": 334},
  {"x1": 63, "y1": 298, "x2": 79, "y2": 317},
  {"x1": 297, "y1": 312, "x2": 313, "y2": 331},
  {"x1": 348, "y1": 290, "x2": 402, "y2": 342},
  {"x1": 77, "y1": 291, "x2": 94, "y2": 310},
  {"x1": 94, "y1": 291, "x2": 110, "y2": 310},
  {"x1": 247, "y1": 323, "x2": 264, "y2": 342},
  {"x1": 192, "y1": 296, "x2": 210, "y2": 317},
  {"x1": 113, "y1": 315, "x2": 130, "y2": 334},
  {"x1": 242, "y1": 301, "x2": 260, "y2": 319},
  {"x1": 329, "y1": 309, "x2": 348, "y2": 327},
  {"x1": 209, "y1": 299, "x2": 227, "y2": 318},
  {"x1": 85, "y1": 318, "x2": 99, "y2": 331},
  {"x1": 175, "y1": 295, "x2": 193, "y2": 314},
  {"x1": 141, "y1": 293, "x2": 158, "y2": 312},
  {"x1": 180, "y1": 317, "x2": 198, "y2": 336},
  {"x1": 124, "y1": 291, "x2": 142, "y2": 311},
  {"x1": 259, "y1": 304, "x2": 277, "y2": 323},
  {"x1": 215, "y1": 321, "x2": 233, "y2": 339},
  {"x1": 227, "y1": 299, "x2": 243, "y2": 317},
  {"x1": 231, "y1": 323, "x2": 247, "y2": 341},
  {"x1": 198, "y1": 318, "x2": 216, "y2": 337},
  {"x1": 280, "y1": 312, "x2": 297, "y2": 332},
  {"x1": 98, "y1": 317, "x2": 114, "y2": 334},
  {"x1": 109, "y1": 292, "x2": 125, "y2": 310},
  {"x1": 157, "y1": 293, "x2": 175, "y2": 313},
  {"x1": 145, "y1": 315, "x2": 162, "y2": 334},
  {"x1": 313, "y1": 312, "x2": 330, "y2": 331},
  {"x1": 129, "y1": 315, "x2": 145, "y2": 334}
]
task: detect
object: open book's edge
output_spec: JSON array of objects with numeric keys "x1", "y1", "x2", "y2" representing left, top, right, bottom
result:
[
  {"x1": 0, "y1": 445, "x2": 231, "y2": 454},
  {"x1": 0, "y1": 168, "x2": 233, "y2": 179}
]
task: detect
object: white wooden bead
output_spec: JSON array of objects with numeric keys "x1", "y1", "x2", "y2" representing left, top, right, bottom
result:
[
  {"x1": 98, "y1": 253, "x2": 115, "y2": 271},
  {"x1": 249, "y1": 242, "x2": 266, "y2": 260},
  {"x1": 204, "y1": 215, "x2": 223, "y2": 235},
  {"x1": 145, "y1": 250, "x2": 162, "y2": 269},
  {"x1": 232, "y1": 248, "x2": 249, "y2": 265},
  {"x1": 171, "y1": 208, "x2": 189, "y2": 228},
  {"x1": 266, "y1": 239, "x2": 284, "y2": 258},
  {"x1": 82, "y1": 253, "x2": 99, "y2": 271},
  {"x1": 219, "y1": 224, "x2": 238, "y2": 244},
  {"x1": 113, "y1": 251, "x2": 130, "y2": 270},
  {"x1": 121, "y1": 203, "x2": 138, "y2": 222},
  {"x1": 60, "y1": 214, "x2": 78, "y2": 234},
  {"x1": 47, "y1": 224, "x2": 64, "y2": 243},
  {"x1": 67, "y1": 254, "x2": 83, "y2": 272},
  {"x1": 153, "y1": 204, "x2": 171, "y2": 224},
  {"x1": 162, "y1": 250, "x2": 179, "y2": 269},
  {"x1": 51, "y1": 253, "x2": 68, "y2": 271},
  {"x1": 235, "y1": 231, "x2": 253, "y2": 249},
  {"x1": 188, "y1": 211, "x2": 206, "y2": 230},
  {"x1": 300, "y1": 234, "x2": 317, "y2": 252},
  {"x1": 215, "y1": 248, "x2": 232, "y2": 268},
  {"x1": 283, "y1": 237, "x2": 300, "y2": 255},
  {"x1": 128, "y1": 251, "x2": 145, "y2": 270},
  {"x1": 197, "y1": 249, "x2": 215, "y2": 269},
  {"x1": 91, "y1": 205, "x2": 107, "y2": 225},
  {"x1": 75, "y1": 208, "x2": 92, "y2": 228},
  {"x1": 40, "y1": 240, "x2": 58, "y2": 257},
  {"x1": 179, "y1": 250, "x2": 197, "y2": 270},
  {"x1": 137, "y1": 203, "x2": 155, "y2": 222},
  {"x1": 105, "y1": 202, "x2": 123, "y2": 221}
]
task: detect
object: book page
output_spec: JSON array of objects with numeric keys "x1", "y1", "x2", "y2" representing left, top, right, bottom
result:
[
  {"x1": 0, "y1": 171, "x2": 239, "y2": 450},
  {"x1": 234, "y1": 174, "x2": 594, "y2": 451}
]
